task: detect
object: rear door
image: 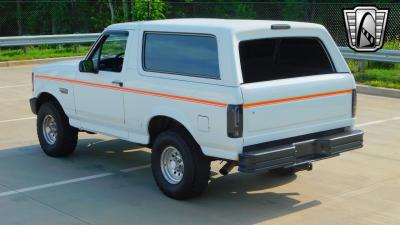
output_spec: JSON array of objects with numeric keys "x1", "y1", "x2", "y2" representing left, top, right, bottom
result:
[{"x1": 239, "y1": 37, "x2": 354, "y2": 146}]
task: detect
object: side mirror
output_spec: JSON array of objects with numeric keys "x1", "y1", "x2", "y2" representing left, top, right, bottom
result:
[{"x1": 79, "y1": 59, "x2": 96, "y2": 73}]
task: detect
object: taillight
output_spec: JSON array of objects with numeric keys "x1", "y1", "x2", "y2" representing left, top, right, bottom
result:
[
  {"x1": 352, "y1": 89, "x2": 357, "y2": 117},
  {"x1": 31, "y1": 72, "x2": 34, "y2": 91},
  {"x1": 227, "y1": 104, "x2": 243, "y2": 138}
]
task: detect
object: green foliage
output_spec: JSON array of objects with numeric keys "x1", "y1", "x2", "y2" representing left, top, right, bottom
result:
[
  {"x1": 383, "y1": 39, "x2": 400, "y2": 50},
  {"x1": 347, "y1": 57, "x2": 400, "y2": 90},
  {"x1": 213, "y1": 0, "x2": 256, "y2": 19},
  {"x1": 346, "y1": 59, "x2": 359, "y2": 72},
  {"x1": 0, "y1": 45, "x2": 90, "y2": 61},
  {"x1": 0, "y1": 0, "x2": 167, "y2": 35},
  {"x1": 133, "y1": 0, "x2": 166, "y2": 21},
  {"x1": 355, "y1": 68, "x2": 400, "y2": 90},
  {"x1": 368, "y1": 61, "x2": 395, "y2": 70},
  {"x1": 356, "y1": 69, "x2": 400, "y2": 83},
  {"x1": 282, "y1": 0, "x2": 304, "y2": 20},
  {"x1": 361, "y1": 80, "x2": 400, "y2": 89}
]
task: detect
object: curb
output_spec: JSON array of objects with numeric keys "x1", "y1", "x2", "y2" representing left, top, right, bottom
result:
[
  {"x1": 0, "y1": 56, "x2": 84, "y2": 67},
  {"x1": 356, "y1": 84, "x2": 400, "y2": 99}
]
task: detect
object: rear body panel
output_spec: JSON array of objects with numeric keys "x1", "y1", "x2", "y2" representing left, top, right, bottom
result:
[
  {"x1": 239, "y1": 129, "x2": 363, "y2": 173},
  {"x1": 236, "y1": 24, "x2": 356, "y2": 148},
  {"x1": 241, "y1": 73, "x2": 354, "y2": 146}
]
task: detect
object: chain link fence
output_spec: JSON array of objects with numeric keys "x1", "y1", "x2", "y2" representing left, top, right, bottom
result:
[{"x1": 1, "y1": 1, "x2": 399, "y2": 47}]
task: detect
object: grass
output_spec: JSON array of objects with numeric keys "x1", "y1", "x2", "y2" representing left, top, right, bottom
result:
[
  {"x1": 0, "y1": 45, "x2": 90, "y2": 61},
  {"x1": 346, "y1": 59, "x2": 360, "y2": 72},
  {"x1": 383, "y1": 39, "x2": 400, "y2": 50},
  {"x1": 347, "y1": 47, "x2": 400, "y2": 89},
  {"x1": 355, "y1": 68, "x2": 400, "y2": 90}
]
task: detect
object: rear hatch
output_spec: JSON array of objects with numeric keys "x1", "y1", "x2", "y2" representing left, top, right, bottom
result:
[{"x1": 239, "y1": 37, "x2": 354, "y2": 146}]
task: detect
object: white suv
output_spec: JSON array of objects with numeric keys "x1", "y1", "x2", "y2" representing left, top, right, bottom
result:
[{"x1": 30, "y1": 19, "x2": 363, "y2": 199}]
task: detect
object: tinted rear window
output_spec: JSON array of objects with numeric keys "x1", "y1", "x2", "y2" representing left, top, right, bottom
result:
[
  {"x1": 239, "y1": 38, "x2": 335, "y2": 83},
  {"x1": 143, "y1": 33, "x2": 220, "y2": 79}
]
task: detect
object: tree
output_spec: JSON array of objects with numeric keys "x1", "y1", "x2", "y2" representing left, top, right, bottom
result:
[
  {"x1": 16, "y1": 0, "x2": 22, "y2": 35},
  {"x1": 133, "y1": 0, "x2": 166, "y2": 21},
  {"x1": 122, "y1": 0, "x2": 130, "y2": 21},
  {"x1": 108, "y1": 0, "x2": 116, "y2": 24}
]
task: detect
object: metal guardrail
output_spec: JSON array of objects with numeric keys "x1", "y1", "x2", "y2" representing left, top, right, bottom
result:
[
  {"x1": 339, "y1": 47, "x2": 400, "y2": 63},
  {"x1": 0, "y1": 33, "x2": 101, "y2": 47},
  {"x1": 0, "y1": 34, "x2": 400, "y2": 63}
]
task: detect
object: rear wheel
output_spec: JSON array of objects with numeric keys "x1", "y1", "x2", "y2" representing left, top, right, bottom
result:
[
  {"x1": 151, "y1": 130, "x2": 210, "y2": 200},
  {"x1": 37, "y1": 101, "x2": 78, "y2": 157}
]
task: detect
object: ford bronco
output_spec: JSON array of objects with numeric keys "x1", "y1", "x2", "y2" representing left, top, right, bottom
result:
[{"x1": 30, "y1": 19, "x2": 363, "y2": 199}]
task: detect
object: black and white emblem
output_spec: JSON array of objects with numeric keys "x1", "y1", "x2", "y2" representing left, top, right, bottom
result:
[{"x1": 343, "y1": 6, "x2": 389, "y2": 52}]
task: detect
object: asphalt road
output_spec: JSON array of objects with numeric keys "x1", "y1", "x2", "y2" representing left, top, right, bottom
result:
[{"x1": 0, "y1": 65, "x2": 399, "y2": 225}]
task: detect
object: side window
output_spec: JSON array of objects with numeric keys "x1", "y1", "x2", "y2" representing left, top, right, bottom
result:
[
  {"x1": 91, "y1": 32, "x2": 128, "y2": 73},
  {"x1": 143, "y1": 33, "x2": 220, "y2": 79}
]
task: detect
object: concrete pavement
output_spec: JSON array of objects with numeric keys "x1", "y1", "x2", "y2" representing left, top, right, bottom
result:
[{"x1": 0, "y1": 65, "x2": 399, "y2": 225}]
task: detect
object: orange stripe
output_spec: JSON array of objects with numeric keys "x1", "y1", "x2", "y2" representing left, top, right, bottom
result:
[
  {"x1": 35, "y1": 75, "x2": 227, "y2": 107},
  {"x1": 36, "y1": 75, "x2": 352, "y2": 109},
  {"x1": 243, "y1": 89, "x2": 352, "y2": 108}
]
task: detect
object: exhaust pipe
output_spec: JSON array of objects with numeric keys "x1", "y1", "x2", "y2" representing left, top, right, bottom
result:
[{"x1": 219, "y1": 161, "x2": 237, "y2": 175}]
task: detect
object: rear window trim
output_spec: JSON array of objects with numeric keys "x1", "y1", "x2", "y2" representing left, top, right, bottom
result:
[
  {"x1": 238, "y1": 36, "x2": 337, "y2": 84},
  {"x1": 142, "y1": 31, "x2": 221, "y2": 80}
]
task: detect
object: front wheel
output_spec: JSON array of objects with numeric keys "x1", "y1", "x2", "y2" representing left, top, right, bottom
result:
[
  {"x1": 151, "y1": 130, "x2": 210, "y2": 200},
  {"x1": 37, "y1": 101, "x2": 78, "y2": 157}
]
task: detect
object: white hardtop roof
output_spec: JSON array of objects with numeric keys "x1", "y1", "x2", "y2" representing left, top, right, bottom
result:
[{"x1": 106, "y1": 18, "x2": 325, "y2": 33}]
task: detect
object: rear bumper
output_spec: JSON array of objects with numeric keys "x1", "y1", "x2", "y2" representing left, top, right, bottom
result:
[
  {"x1": 29, "y1": 97, "x2": 38, "y2": 115},
  {"x1": 239, "y1": 129, "x2": 363, "y2": 173}
]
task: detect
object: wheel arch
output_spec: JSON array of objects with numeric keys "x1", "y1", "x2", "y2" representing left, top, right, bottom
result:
[
  {"x1": 36, "y1": 92, "x2": 65, "y2": 114},
  {"x1": 147, "y1": 114, "x2": 200, "y2": 151}
]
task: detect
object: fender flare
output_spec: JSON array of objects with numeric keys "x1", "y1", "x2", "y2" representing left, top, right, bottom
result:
[{"x1": 145, "y1": 108, "x2": 201, "y2": 150}]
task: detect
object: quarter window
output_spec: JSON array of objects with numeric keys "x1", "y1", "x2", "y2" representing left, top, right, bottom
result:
[{"x1": 143, "y1": 33, "x2": 220, "y2": 79}]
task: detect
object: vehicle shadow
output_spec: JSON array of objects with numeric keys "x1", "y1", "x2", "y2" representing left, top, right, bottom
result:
[
  {"x1": 76, "y1": 138, "x2": 321, "y2": 225},
  {"x1": 77, "y1": 140, "x2": 321, "y2": 224},
  {"x1": 191, "y1": 172, "x2": 321, "y2": 225},
  {"x1": 0, "y1": 138, "x2": 321, "y2": 225}
]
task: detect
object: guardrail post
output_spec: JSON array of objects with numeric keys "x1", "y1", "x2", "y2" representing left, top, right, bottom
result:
[
  {"x1": 73, "y1": 44, "x2": 80, "y2": 53},
  {"x1": 357, "y1": 60, "x2": 367, "y2": 72}
]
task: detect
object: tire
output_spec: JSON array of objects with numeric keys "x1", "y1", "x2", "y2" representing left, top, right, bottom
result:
[
  {"x1": 37, "y1": 101, "x2": 78, "y2": 157},
  {"x1": 269, "y1": 167, "x2": 296, "y2": 176},
  {"x1": 151, "y1": 130, "x2": 210, "y2": 200}
]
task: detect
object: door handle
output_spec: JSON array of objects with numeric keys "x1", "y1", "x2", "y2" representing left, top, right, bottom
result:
[{"x1": 112, "y1": 80, "x2": 123, "y2": 87}]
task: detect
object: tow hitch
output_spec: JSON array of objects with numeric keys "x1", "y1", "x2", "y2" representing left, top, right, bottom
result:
[{"x1": 291, "y1": 162, "x2": 313, "y2": 172}]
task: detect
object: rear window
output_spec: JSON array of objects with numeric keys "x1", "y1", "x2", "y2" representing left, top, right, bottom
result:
[
  {"x1": 143, "y1": 33, "x2": 220, "y2": 79},
  {"x1": 239, "y1": 38, "x2": 335, "y2": 83}
]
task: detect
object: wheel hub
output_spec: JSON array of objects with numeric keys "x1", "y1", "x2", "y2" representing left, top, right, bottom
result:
[
  {"x1": 160, "y1": 146, "x2": 184, "y2": 184},
  {"x1": 42, "y1": 115, "x2": 57, "y2": 145}
]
